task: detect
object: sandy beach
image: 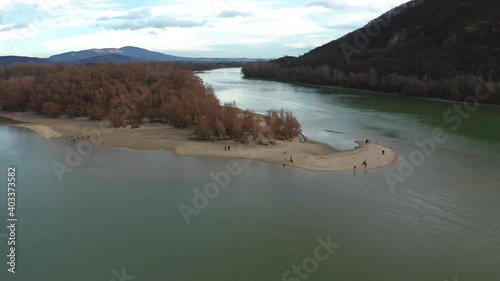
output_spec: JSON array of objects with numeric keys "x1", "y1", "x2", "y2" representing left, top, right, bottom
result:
[{"x1": 1, "y1": 112, "x2": 397, "y2": 172}]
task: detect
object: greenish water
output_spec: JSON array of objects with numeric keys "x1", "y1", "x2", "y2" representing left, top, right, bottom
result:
[{"x1": 0, "y1": 68, "x2": 499, "y2": 281}]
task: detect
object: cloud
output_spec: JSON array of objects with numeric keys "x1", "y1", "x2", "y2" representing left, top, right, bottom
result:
[
  {"x1": 306, "y1": 0, "x2": 406, "y2": 13},
  {"x1": 97, "y1": 9, "x2": 150, "y2": 21},
  {"x1": 285, "y1": 43, "x2": 308, "y2": 49},
  {"x1": 109, "y1": 16, "x2": 204, "y2": 30},
  {"x1": 307, "y1": 1, "x2": 350, "y2": 10},
  {"x1": 323, "y1": 23, "x2": 367, "y2": 30},
  {"x1": 217, "y1": 10, "x2": 252, "y2": 18},
  {"x1": 0, "y1": 22, "x2": 28, "y2": 32}
]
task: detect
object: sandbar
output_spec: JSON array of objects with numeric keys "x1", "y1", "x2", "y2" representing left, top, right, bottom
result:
[{"x1": 1, "y1": 112, "x2": 397, "y2": 172}]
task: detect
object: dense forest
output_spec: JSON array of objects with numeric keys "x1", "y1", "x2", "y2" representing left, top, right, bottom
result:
[
  {"x1": 242, "y1": 0, "x2": 500, "y2": 104},
  {"x1": 0, "y1": 62, "x2": 301, "y2": 142}
]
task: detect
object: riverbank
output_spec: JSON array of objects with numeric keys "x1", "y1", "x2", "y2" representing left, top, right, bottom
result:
[
  {"x1": 0, "y1": 112, "x2": 397, "y2": 172},
  {"x1": 243, "y1": 76, "x2": 500, "y2": 108}
]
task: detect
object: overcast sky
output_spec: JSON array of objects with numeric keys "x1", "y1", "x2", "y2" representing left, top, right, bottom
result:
[{"x1": 0, "y1": 0, "x2": 408, "y2": 58}]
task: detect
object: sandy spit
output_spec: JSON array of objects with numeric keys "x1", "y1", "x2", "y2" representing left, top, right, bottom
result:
[{"x1": 1, "y1": 112, "x2": 397, "y2": 172}]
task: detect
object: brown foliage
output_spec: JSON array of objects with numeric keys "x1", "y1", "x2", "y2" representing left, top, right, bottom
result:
[
  {"x1": 193, "y1": 115, "x2": 214, "y2": 140},
  {"x1": 0, "y1": 62, "x2": 304, "y2": 141},
  {"x1": 41, "y1": 102, "x2": 62, "y2": 117},
  {"x1": 87, "y1": 105, "x2": 106, "y2": 120},
  {"x1": 266, "y1": 109, "x2": 302, "y2": 140},
  {"x1": 108, "y1": 113, "x2": 125, "y2": 128}
]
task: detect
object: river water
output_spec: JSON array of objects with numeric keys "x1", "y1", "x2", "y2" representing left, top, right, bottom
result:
[{"x1": 0, "y1": 68, "x2": 499, "y2": 281}]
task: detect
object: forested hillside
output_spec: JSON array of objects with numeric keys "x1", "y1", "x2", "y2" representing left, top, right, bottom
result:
[
  {"x1": 242, "y1": 0, "x2": 500, "y2": 104},
  {"x1": 0, "y1": 63, "x2": 301, "y2": 141}
]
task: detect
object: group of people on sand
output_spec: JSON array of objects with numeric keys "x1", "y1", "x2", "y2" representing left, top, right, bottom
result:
[
  {"x1": 69, "y1": 132, "x2": 104, "y2": 143},
  {"x1": 354, "y1": 144, "x2": 385, "y2": 172},
  {"x1": 224, "y1": 145, "x2": 231, "y2": 151},
  {"x1": 299, "y1": 137, "x2": 307, "y2": 143},
  {"x1": 365, "y1": 139, "x2": 378, "y2": 144},
  {"x1": 354, "y1": 159, "x2": 368, "y2": 172}
]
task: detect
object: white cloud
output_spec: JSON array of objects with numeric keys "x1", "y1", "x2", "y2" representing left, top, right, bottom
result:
[{"x1": 285, "y1": 43, "x2": 308, "y2": 49}]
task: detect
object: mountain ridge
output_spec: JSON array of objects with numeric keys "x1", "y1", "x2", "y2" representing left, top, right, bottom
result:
[
  {"x1": 0, "y1": 46, "x2": 265, "y2": 66},
  {"x1": 48, "y1": 46, "x2": 183, "y2": 63}
]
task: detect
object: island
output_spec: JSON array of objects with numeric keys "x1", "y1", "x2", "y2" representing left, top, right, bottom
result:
[{"x1": 0, "y1": 62, "x2": 396, "y2": 172}]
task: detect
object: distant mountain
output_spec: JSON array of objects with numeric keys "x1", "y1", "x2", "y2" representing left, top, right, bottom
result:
[
  {"x1": 118, "y1": 46, "x2": 183, "y2": 61},
  {"x1": 0, "y1": 46, "x2": 263, "y2": 66},
  {"x1": 0, "y1": 56, "x2": 53, "y2": 66},
  {"x1": 76, "y1": 54, "x2": 145, "y2": 64},
  {"x1": 49, "y1": 46, "x2": 184, "y2": 63}
]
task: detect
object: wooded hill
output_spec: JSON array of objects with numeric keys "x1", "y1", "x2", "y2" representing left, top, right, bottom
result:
[{"x1": 242, "y1": 0, "x2": 500, "y2": 104}]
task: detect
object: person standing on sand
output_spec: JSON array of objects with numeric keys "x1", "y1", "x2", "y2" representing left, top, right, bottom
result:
[
  {"x1": 382, "y1": 150, "x2": 385, "y2": 155},
  {"x1": 228, "y1": 145, "x2": 231, "y2": 151},
  {"x1": 224, "y1": 146, "x2": 227, "y2": 151}
]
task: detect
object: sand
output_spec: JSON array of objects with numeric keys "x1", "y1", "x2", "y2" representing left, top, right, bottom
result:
[
  {"x1": 15, "y1": 124, "x2": 62, "y2": 139},
  {"x1": 0, "y1": 112, "x2": 397, "y2": 172}
]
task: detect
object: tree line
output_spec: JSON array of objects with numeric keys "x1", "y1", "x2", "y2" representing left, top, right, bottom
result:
[
  {"x1": 242, "y1": 62, "x2": 499, "y2": 105},
  {"x1": 0, "y1": 62, "x2": 301, "y2": 142}
]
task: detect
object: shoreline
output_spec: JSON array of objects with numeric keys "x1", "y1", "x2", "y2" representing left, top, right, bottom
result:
[
  {"x1": 1, "y1": 112, "x2": 397, "y2": 173},
  {"x1": 242, "y1": 76, "x2": 500, "y2": 108}
]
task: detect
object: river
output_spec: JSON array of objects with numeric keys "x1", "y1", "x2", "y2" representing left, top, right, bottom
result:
[{"x1": 0, "y1": 68, "x2": 499, "y2": 281}]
